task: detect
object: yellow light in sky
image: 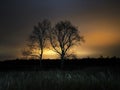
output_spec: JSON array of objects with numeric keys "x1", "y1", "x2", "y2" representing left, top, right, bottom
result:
[
  {"x1": 44, "y1": 49, "x2": 56, "y2": 55},
  {"x1": 43, "y1": 49, "x2": 58, "y2": 59}
]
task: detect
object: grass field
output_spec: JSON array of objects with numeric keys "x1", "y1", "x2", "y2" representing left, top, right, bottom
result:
[{"x1": 0, "y1": 67, "x2": 120, "y2": 90}]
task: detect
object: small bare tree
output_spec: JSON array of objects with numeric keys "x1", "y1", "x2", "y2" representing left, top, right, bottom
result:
[
  {"x1": 50, "y1": 21, "x2": 83, "y2": 67},
  {"x1": 28, "y1": 19, "x2": 51, "y2": 62}
]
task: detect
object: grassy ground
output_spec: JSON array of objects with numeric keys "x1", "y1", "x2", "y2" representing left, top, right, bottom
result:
[{"x1": 0, "y1": 68, "x2": 120, "y2": 90}]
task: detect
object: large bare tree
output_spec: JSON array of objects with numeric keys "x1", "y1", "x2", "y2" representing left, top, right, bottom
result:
[
  {"x1": 50, "y1": 21, "x2": 83, "y2": 61},
  {"x1": 27, "y1": 19, "x2": 51, "y2": 61}
]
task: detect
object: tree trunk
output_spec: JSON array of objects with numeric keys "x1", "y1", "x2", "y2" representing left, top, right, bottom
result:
[
  {"x1": 61, "y1": 51, "x2": 65, "y2": 69},
  {"x1": 39, "y1": 49, "x2": 43, "y2": 68}
]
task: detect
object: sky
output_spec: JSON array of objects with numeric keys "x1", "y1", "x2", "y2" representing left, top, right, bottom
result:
[{"x1": 0, "y1": 0, "x2": 120, "y2": 60}]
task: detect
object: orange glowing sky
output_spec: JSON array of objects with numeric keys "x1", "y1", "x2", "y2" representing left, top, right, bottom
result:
[
  {"x1": 0, "y1": 0, "x2": 120, "y2": 60},
  {"x1": 37, "y1": 16, "x2": 120, "y2": 59}
]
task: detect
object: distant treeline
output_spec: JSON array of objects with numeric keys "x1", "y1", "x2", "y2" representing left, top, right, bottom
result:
[{"x1": 0, "y1": 57, "x2": 120, "y2": 71}]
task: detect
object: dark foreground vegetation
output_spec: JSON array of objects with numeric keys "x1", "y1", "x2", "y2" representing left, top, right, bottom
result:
[
  {"x1": 0, "y1": 58, "x2": 120, "y2": 90},
  {"x1": 0, "y1": 57, "x2": 120, "y2": 71},
  {"x1": 0, "y1": 69, "x2": 120, "y2": 90}
]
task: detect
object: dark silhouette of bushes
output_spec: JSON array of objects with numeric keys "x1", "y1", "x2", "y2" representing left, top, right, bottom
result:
[{"x1": 0, "y1": 57, "x2": 120, "y2": 71}]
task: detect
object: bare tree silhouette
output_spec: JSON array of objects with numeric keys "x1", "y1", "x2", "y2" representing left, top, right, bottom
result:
[
  {"x1": 22, "y1": 20, "x2": 84, "y2": 68},
  {"x1": 50, "y1": 21, "x2": 84, "y2": 67},
  {"x1": 27, "y1": 19, "x2": 51, "y2": 63}
]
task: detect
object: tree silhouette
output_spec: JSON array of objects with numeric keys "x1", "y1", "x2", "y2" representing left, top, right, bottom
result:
[
  {"x1": 28, "y1": 19, "x2": 51, "y2": 61},
  {"x1": 22, "y1": 20, "x2": 84, "y2": 69},
  {"x1": 22, "y1": 48, "x2": 32, "y2": 59},
  {"x1": 50, "y1": 21, "x2": 83, "y2": 67}
]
